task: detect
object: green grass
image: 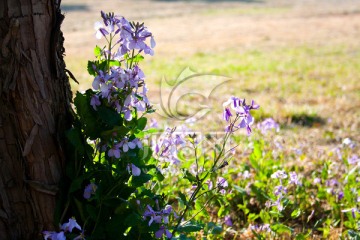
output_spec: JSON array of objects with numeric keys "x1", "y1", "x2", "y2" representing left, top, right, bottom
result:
[{"x1": 66, "y1": 43, "x2": 360, "y2": 143}]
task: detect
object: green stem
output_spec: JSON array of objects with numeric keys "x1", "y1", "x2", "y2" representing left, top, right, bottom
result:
[
  {"x1": 107, "y1": 35, "x2": 113, "y2": 72},
  {"x1": 129, "y1": 49, "x2": 135, "y2": 69}
]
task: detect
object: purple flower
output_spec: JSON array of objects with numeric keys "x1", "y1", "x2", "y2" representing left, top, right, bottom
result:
[
  {"x1": 242, "y1": 170, "x2": 251, "y2": 179},
  {"x1": 43, "y1": 231, "x2": 66, "y2": 240},
  {"x1": 127, "y1": 163, "x2": 141, "y2": 176},
  {"x1": 224, "y1": 215, "x2": 233, "y2": 227},
  {"x1": 289, "y1": 171, "x2": 301, "y2": 186},
  {"x1": 108, "y1": 143, "x2": 121, "y2": 158},
  {"x1": 250, "y1": 224, "x2": 271, "y2": 233},
  {"x1": 205, "y1": 179, "x2": 213, "y2": 190},
  {"x1": 342, "y1": 207, "x2": 360, "y2": 219},
  {"x1": 342, "y1": 138, "x2": 356, "y2": 149},
  {"x1": 223, "y1": 107, "x2": 232, "y2": 122},
  {"x1": 338, "y1": 191, "x2": 344, "y2": 200},
  {"x1": 313, "y1": 177, "x2": 321, "y2": 184},
  {"x1": 274, "y1": 185, "x2": 287, "y2": 196},
  {"x1": 150, "y1": 118, "x2": 159, "y2": 128},
  {"x1": 271, "y1": 170, "x2": 287, "y2": 180},
  {"x1": 155, "y1": 226, "x2": 172, "y2": 239},
  {"x1": 257, "y1": 118, "x2": 280, "y2": 134},
  {"x1": 94, "y1": 21, "x2": 109, "y2": 39},
  {"x1": 217, "y1": 177, "x2": 228, "y2": 194},
  {"x1": 223, "y1": 97, "x2": 259, "y2": 135},
  {"x1": 90, "y1": 95, "x2": 101, "y2": 110},
  {"x1": 61, "y1": 218, "x2": 81, "y2": 233},
  {"x1": 120, "y1": 138, "x2": 136, "y2": 152},
  {"x1": 348, "y1": 154, "x2": 359, "y2": 165},
  {"x1": 217, "y1": 177, "x2": 228, "y2": 188},
  {"x1": 83, "y1": 183, "x2": 98, "y2": 199}
]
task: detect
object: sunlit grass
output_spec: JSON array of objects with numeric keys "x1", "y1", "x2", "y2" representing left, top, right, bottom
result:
[{"x1": 67, "y1": 43, "x2": 360, "y2": 135}]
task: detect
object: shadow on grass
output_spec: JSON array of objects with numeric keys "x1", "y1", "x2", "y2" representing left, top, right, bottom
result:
[
  {"x1": 287, "y1": 113, "x2": 326, "y2": 128},
  {"x1": 61, "y1": 4, "x2": 89, "y2": 12}
]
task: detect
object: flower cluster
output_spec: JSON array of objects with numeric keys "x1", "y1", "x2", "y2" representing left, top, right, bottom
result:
[
  {"x1": 83, "y1": 183, "x2": 97, "y2": 199},
  {"x1": 95, "y1": 11, "x2": 155, "y2": 56},
  {"x1": 257, "y1": 118, "x2": 280, "y2": 135},
  {"x1": 90, "y1": 12, "x2": 155, "y2": 123},
  {"x1": 143, "y1": 204, "x2": 176, "y2": 239},
  {"x1": 43, "y1": 218, "x2": 83, "y2": 240},
  {"x1": 222, "y1": 97, "x2": 259, "y2": 135},
  {"x1": 268, "y1": 170, "x2": 301, "y2": 211},
  {"x1": 152, "y1": 126, "x2": 188, "y2": 166}
]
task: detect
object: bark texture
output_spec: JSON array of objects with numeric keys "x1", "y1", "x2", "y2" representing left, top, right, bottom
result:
[{"x1": 0, "y1": 0, "x2": 71, "y2": 239}]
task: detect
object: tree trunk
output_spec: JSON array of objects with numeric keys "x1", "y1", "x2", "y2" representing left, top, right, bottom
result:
[{"x1": 0, "y1": 0, "x2": 71, "y2": 239}]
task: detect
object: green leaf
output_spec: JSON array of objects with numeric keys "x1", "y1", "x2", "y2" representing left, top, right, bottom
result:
[
  {"x1": 94, "y1": 45, "x2": 102, "y2": 57},
  {"x1": 86, "y1": 204, "x2": 98, "y2": 221},
  {"x1": 233, "y1": 185, "x2": 247, "y2": 196},
  {"x1": 124, "y1": 213, "x2": 142, "y2": 227},
  {"x1": 348, "y1": 230, "x2": 360, "y2": 240},
  {"x1": 129, "y1": 173, "x2": 152, "y2": 187},
  {"x1": 97, "y1": 105, "x2": 122, "y2": 127},
  {"x1": 178, "y1": 222, "x2": 203, "y2": 233},
  {"x1": 109, "y1": 60, "x2": 120, "y2": 67},
  {"x1": 178, "y1": 192, "x2": 187, "y2": 205},
  {"x1": 183, "y1": 169, "x2": 197, "y2": 183},
  {"x1": 155, "y1": 170, "x2": 165, "y2": 182},
  {"x1": 271, "y1": 223, "x2": 293, "y2": 235},
  {"x1": 137, "y1": 117, "x2": 147, "y2": 131},
  {"x1": 211, "y1": 225, "x2": 223, "y2": 235},
  {"x1": 69, "y1": 177, "x2": 84, "y2": 193},
  {"x1": 248, "y1": 213, "x2": 259, "y2": 221},
  {"x1": 295, "y1": 231, "x2": 311, "y2": 240},
  {"x1": 249, "y1": 141, "x2": 262, "y2": 170},
  {"x1": 291, "y1": 208, "x2": 301, "y2": 219},
  {"x1": 74, "y1": 91, "x2": 101, "y2": 139},
  {"x1": 259, "y1": 209, "x2": 270, "y2": 223},
  {"x1": 87, "y1": 61, "x2": 96, "y2": 76},
  {"x1": 217, "y1": 205, "x2": 225, "y2": 217},
  {"x1": 66, "y1": 128, "x2": 85, "y2": 155}
]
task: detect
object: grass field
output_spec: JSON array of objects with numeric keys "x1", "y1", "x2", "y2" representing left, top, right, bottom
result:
[{"x1": 61, "y1": 0, "x2": 360, "y2": 238}]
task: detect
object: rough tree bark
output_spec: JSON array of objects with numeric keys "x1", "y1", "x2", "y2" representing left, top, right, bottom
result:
[{"x1": 0, "y1": 0, "x2": 71, "y2": 239}]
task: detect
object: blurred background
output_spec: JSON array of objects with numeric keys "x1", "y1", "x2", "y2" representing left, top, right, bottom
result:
[{"x1": 61, "y1": 0, "x2": 360, "y2": 143}]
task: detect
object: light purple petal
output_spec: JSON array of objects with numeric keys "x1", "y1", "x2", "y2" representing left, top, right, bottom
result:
[{"x1": 131, "y1": 164, "x2": 141, "y2": 176}]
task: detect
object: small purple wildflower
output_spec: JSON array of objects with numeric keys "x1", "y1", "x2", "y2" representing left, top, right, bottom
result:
[
  {"x1": 250, "y1": 224, "x2": 271, "y2": 233},
  {"x1": 61, "y1": 218, "x2": 82, "y2": 233},
  {"x1": 342, "y1": 138, "x2": 356, "y2": 149},
  {"x1": 289, "y1": 171, "x2": 301, "y2": 186},
  {"x1": 222, "y1": 97, "x2": 259, "y2": 135},
  {"x1": 224, "y1": 215, "x2": 233, "y2": 227},
  {"x1": 313, "y1": 177, "x2": 321, "y2": 184},
  {"x1": 108, "y1": 143, "x2": 121, "y2": 158},
  {"x1": 223, "y1": 107, "x2": 232, "y2": 122},
  {"x1": 342, "y1": 207, "x2": 360, "y2": 219},
  {"x1": 155, "y1": 226, "x2": 172, "y2": 239},
  {"x1": 90, "y1": 95, "x2": 101, "y2": 110},
  {"x1": 271, "y1": 170, "x2": 288, "y2": 180},
  {"x1": 348, "y1": 154, "x2": 359, "y2": 165},
  {"x1": 43, "y1": 231, "x2": 66, "y2": 240},
  {"x1": 274, "y1": 185, "x2": 287, "y2": 196},
  {"x1": 257, "y1": 118, "x2": 280, "y2": 134},
  {"x1": 127, "y1": 163, "x2": 141, "y2": 176},
  {"x1": 338, "y1": 191, "x2": 344, "y2": 201},
  {"x1": 83, "y1": 183, "x2": 97, "y2": 199}
]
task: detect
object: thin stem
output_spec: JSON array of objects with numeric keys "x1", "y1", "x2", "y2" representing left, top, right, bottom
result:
[
  {"x1": 107, "y1": 36, "x2": 113, "y2": 72},
  {"x1": 194, "y1": 141, "x2": 199, "y2": 179},
  {"x1": 129, "y1": 49, "x2": 135, "y2": 69},
  {"x1": 171, "y1": 184, "x2": 201, "y2": 237},
  {"x1": 181, "y1": 195, "x2": 215, "y2": 225}
]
